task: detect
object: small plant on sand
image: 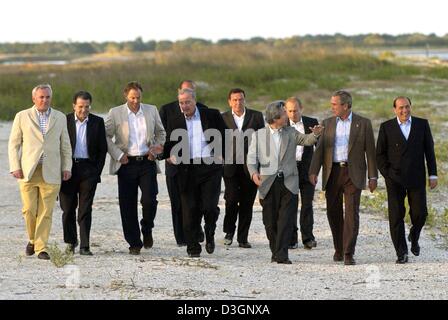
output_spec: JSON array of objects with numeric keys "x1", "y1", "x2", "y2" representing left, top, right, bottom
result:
[{"x1": 47, "y1": 242, "x2": 74, "y2": 268}]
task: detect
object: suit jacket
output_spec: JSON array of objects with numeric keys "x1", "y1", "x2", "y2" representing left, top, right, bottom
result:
[
  {"x1": 66, "y1": 112, "x2": 107, "y2": 182},
  {"x1": 105, "y1": 103, "x2": 166, "y2": 175},
  {"x1": 159, "y1": 100, "x2": 208, "y2": 177},
  {"x1": 286, "y1": 115, "x2": 319, "y2": 182},
  {"x1": 221, "y1": 108, "x2": 265, "y2": 178},
  {"x1": 376, "y1": 116, "x2": 437, "y2": 189},
  {"x1": 8, "y1": 106, "x2": 72, "y2": 184},
  {"x1": 309, "y1": 112, "x2": 378, "y2": 190},
  {"x1": 247, "y1": 125, "x2": 318, "y2": 199}
]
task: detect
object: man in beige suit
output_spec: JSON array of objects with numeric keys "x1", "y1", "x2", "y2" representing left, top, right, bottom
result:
[
  {"x1": 309, "y1": 90, "x2": 377, "y2": 265},
  {"x1": 106, "y1": 81, "x2": 166, "y2": 255},
  {"x1": 247, "y1": 101, "x2": 323, "y2": 264},
  {"x1": 8, "y1": 84, "x2": 72, "y2": 260}
]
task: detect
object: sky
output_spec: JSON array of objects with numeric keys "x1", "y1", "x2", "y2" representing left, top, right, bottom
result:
[{"x1": 2, "y1": 0, "x2": 447, "y2": 43}]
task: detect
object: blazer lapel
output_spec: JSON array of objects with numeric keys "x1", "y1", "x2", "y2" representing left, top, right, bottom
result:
[
  {"x1": 199, "y1": 107, "x2": 209, "y2": 130},
  {"x1": 68, "y1": 113, "x2": 77, "y2": 152},
  {"x1": 120, "y1": 104, "x2": 130, "y2": 145},
  {"x1": 405, "y1": 118, "x2": 417, "y2": 146},
  {"x1": 348, "y1": 113, "x2": 360, "y2": 155},
  {"x1": 241, "y1": 109, "x2": 250, "y2": 131},
  {"x1": 27, "y1": 108, "x2": 43, "y2": 140},
  {"x1": 86, "y1": 115, "x2": 95, "y2": 153},
  {"x1": 46, "y1": 108, "x2": 56, "y2": 134},
  {"x1": 223, "y1": 112, "x2": 237, "y2": 130},
  {"x1": 279, "y1": 128, "x2": 289, "y2": 162}
]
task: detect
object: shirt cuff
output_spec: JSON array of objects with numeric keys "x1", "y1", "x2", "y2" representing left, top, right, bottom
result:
[
  {"x1": 118, "y1": 152, "x2": 124, "y2": 161},
  {"x1": 369, "y1": 177, "x2": 378, "y2": 180},
  {"x1": 429, "y1": 176, "x2": 438, "y2": 180}
]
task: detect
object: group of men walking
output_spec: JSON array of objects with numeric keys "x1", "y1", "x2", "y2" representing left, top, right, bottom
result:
[{"x1": 8, "y1": 82, "x2": 437, "y2": 265}]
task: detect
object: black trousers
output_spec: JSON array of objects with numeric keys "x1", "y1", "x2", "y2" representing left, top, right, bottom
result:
[
  {"x1": 290, "y1": 162, "x2": 316, "y2": 245},
  {"x1": 223, "y1": 165, "x2": 258, "y2": 243},
  {"x1": 178, "y1": 164, "x2": 222, "y2": 255},
  {"x1": 385, "y1": 178, "x2": 428, "y2": 257},
  {"x1": 117, "y1": 159, "x2": 158, "y2": 249},
  {"x1": 260, "y1": 177, "x2": 298, "y2": 262},
  {"x1": 166, "y1": 173, "x2": 185, "y2": 245},
  {"x1": 60, "y1": 161, "x2": 99, "y2": 249}
]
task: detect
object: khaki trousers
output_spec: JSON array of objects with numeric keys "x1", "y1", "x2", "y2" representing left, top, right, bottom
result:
[{"x1": 19, "y1": 165, "x2": 60, "y2": 254}]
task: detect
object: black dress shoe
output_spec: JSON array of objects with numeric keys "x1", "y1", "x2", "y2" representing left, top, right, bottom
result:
[
  {"x1": 333, "y1": 252, "x2": 343, "y2": 262},
  {"x1": 198, "y1": 229, "x2": 205, "y2": 243},
  {"x1": 129, "y1": 247, "x2": 141, "y2": 255},
  {"x1": 25, "y1": 242, "x2": 35, "y2": 256},
  {"x1": 277, "y1": 259, "x2": 292, "y2": 264},
  {"x1": 188, "y1": 252, "x2": 200, "y2": 258},
  {"x1": 205, "y1": 239, "x2": 215, "y2": 254},
  {"x1": 344, "y1": 254, "x2": 356, "y2": 265},
  {"x1": 177, "y1": 242, "x2": 187, "y2": 247},
  {"x1": 238, "y1": 242, "x2": 252, "y2": 248},
  {"x1": 288, "y1": 243, "x2": 299, "y2": 249},
  {"x1": 304, "y1": 240, "x2": 317, "y2": 250},
  {"x1": 396, "y1": 254, "x2": 409, "y2": 264},
  {"x1": 143, "y1": 233, "x2": 153, "y2": 249},
  {"x1": 37, "y1": 252, "x2": 50, "y2": 260},
  {"x1": 223, "y1": 232, "x2": 234, "y2": 246},
  {"x1": 271, "y1": 256, "x2": 276, "y2": 263},
  {"x1": 80, "y1": 248, "x2": 93, "y2": 256}
]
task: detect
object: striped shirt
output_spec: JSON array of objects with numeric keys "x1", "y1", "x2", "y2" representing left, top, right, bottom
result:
[{"x1": 35, "y1": 107, "x2": 51, "y2": 163}]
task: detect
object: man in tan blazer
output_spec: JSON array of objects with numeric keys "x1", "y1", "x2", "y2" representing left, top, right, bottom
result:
[
  {"x1": 309, "y1": 90, "x2": 377, "y2": 265},
  {"x1": 8, "y1": 84, "x2": 72, "y2": 260},
  {"x1": 105, "y1": 81, "x2": 166, "y2": 255},
  {"x1": 247, "y1": 101, "x2": 323, "y2": 264}
]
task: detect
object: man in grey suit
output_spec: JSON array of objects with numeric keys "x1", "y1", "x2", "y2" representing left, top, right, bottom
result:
[{"x1": 247, "y1": 101, "x2": 323, "y2": 264}]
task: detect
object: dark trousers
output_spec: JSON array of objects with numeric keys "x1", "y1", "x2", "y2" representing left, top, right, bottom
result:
[
  {"x1": 117, "y1": 159, "x2": 158, "y2": 249},
  {"x1": 385, "y1": 178, "x2": 427, "y2": 257},
  {"x1": 166, "y1": 173, "x2": 185, "y2": 245},
  {"x1": 325, "y1": 166, "x2": 361, "y2": 256},
  {"x1": 260, "y1": 177, "x2": 298, "y2": 262},
  {"x1": 178, "y1": 164, "x2": 222, "y2": 255},
  {"x1": 60, "y1": 161, "x2": 99, "y2": 249},
  {"x1": 291, "y1": 162, "x2": 316, "y2": 245},
  {"x1": 223, "y1": 165, "x2": 258, "y2": 243}
]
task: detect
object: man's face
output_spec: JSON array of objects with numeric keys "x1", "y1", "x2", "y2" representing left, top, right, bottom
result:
[
  {"x1": 32, "y1": 88, "x2": 52, "y2": 111},
  {"x1": 73, "y1": 98, "x2": 91, "y2": 121},
  {"x1": 178, "y1": 92, "x2": 196, "y2": 118},
  {"x1": 126, "y1": 89, "x2": 142, "y2": 110},
  {"x1": 273, "y1": 108, "x2": 288, "y2": 128},
  {"x1": 394, "y1": 98, "x2": 412, "y2": 123},
  {"x1": 331, "y1": 96, "x2": 349, "y2": 118},
  {"x1": 285, "y1": 101, "x2": 303, "y2": 123},
  {"x1": 228, "y1": 92, "x2": 245, "y2": 114}
]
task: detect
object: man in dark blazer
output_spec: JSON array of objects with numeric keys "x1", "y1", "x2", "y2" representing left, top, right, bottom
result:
[
  {"x1": 59, "y1": 91, "x2": 107, "y2": 255},
  {"x1": 309, "y1": 90, "x2": 378, "y2": 266},
  {"x1": 159, "y1": 80, "x2": 207, "y2": 246},
  {"x1": 162, "y1": 88, "x2": 226, "y2": 258},
  {"x1": 285, "y1": 97, "x2": 319, "y2": 250},
  {"x1": 376, "y1": 96, "x2": 437, "y2": 264},
  {"x1": 222, "y1": 88, "x2": 265, "y2": 248}
]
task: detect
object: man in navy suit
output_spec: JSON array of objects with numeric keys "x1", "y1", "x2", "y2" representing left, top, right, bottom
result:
[{"x1": 376, "y1": 96, "x2": 437, "y2": 264}]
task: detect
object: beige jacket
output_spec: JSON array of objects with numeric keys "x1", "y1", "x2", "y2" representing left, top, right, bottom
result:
[{"x1": 8, "y1": 106, "x2": 72, "y2": 184}]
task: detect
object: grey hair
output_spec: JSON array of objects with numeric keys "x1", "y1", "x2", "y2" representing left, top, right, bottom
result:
[
  {"x1": 285, "y1": 96, "x2": 303, "y2": 108},
  {"x1": 265, "y1": 100, "x2": 285, "y2": 124},
  {"x1": 332, "y1": 90, "x2": 352, "y2": 108},
  {"x1": 178, "y1": 88, "x2": 196, "y2": 100},
  {"x1": 32, "y1": 84, "x2": 52, "y2": 97}
]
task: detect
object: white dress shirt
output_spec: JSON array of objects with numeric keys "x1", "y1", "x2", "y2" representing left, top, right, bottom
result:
[
  {"x1": 35, "y1": 106, "x2": 51, "y2": 163},
  {"x1": 333, "y1": 112, "x2": 352, "y2": 162},
  {"x1": 290, "y1": 118, "x2": 305, "y2": 161},
  {"x1": 397, "y1": 116, "x2": 411, "y2": 140},
  {"x1": 232, "y1": 108, "x2": 246, "y2": 131},
  {"x1": 127, "y1": 106, "x2": 149, "y2": 156},
  {"x1": 185, "y1": 106, "x2": 212, "y2": 159},
  {"x1": 268, "y1": 125, "x2": 282, "y2": 161},
  {"x1": 74, "y1": 114, "x2": 89, "y2": 159}
]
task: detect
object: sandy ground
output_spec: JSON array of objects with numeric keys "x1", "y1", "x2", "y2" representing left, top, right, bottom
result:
[{"x1": 0, "y1": 119, "x2": 447, "y2": 300}]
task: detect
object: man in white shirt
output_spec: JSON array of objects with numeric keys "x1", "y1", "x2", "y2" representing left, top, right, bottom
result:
[{"x1": 105, "y1": 82, "x2": 166, "y2": 255}]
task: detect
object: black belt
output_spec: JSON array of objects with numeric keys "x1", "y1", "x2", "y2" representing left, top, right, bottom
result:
[
  {"x1": 73, "y1": 158, "x2": 90, "y2": 163},
  {"x1": 333, "y1": 162, "x2": 348, "y2": 167},
  {"x1": 128, "y1": 155, "x2": 148, "y2": 162}
]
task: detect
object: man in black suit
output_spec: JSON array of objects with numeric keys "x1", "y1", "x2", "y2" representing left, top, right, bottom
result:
[
  {"x1": 285, "y1": 97, "x2": 319, "y2": 250},
  {"x1": 376, "y1": 96, "x2": 437, "y2": 264},
  {"x1": 222, "y1": 88, "x2": 264, "y2": 248},
  {"x1": 162, "y1": 88, "x2": 226, "y2": 258},
  {"x1": 159, "y1": 80, "x2": 207, "y2": 246},
  {"x1": 59, "y1": 91, "x2": 107, "y2": 255}
]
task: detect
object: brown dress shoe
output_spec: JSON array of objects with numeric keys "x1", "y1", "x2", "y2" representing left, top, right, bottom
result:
[
  {"x1": 344, "y1": 254, "x2": 356, "y2": 265},
  {"x1": 25, "y1": 242, "x2": 35, "y2": 256},
  {"x1": 129, "y1": 247, "x2": 141, "y2": 255},
  {"x1": 333, "y1": 252, "x2": 343, "y2": 262},
  {"x1": 80, "y1": 248, "x2": 93, "y2": 256},
  {"x1": 277, "y1": 259, "x2": 292, "y2": 264},
  {"x1": 238, "y1": 242, "x2": 252, "y2": 248},
  {"x1": 143, "y1": 233, "x2": 153, "y2": 249},
  {"x1": 37, "y1": 252, "x2": 50, "y2": 260}
]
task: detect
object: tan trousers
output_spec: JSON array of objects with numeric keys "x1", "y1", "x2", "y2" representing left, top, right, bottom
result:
[{"x1": 19, "y1": 165, "x2": 60, "y2": 254}]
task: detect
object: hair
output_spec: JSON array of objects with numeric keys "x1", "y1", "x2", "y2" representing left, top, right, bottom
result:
[
  {"x1": 285, "y1": 96, "x2": 303, "y2": 108},
  {"x1": 178, "y1": 80, "x2": 196, "y2": 90},
  {"x1": 178, "y1": 87, "x2": 196, "y2": 100},
  {"x1": 228, "y1": 88, "x2": 246, "y2": 100},
  {"x1": 123, "y1": 81, "x2": 143, "y2": 95},
  {"x1": 332, "y1": 90, "x2": 352, "y2": 108},
  {"x1": 393, "y1": 96, "x2": 412, "y2": 108},
  {"x1": 72, "y1": 91, "x2": 92, "y2": 104},
  {"x1": 265, "y1": 100, "x2": 285, "y2": 124},
  {"x1": 32, "y1": 84, "x2": 52, "y2": 97}
]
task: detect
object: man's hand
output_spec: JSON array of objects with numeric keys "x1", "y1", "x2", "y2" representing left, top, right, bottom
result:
[
  {"x1": 309, "y1": 174, "x2": 318, "y2": 186},
  {"x1": 11, "y1": 170, "x2": 24, "y2": 179},
  {"x1": 62, "y1": 171, "x2": 72, "y2": 181},
  {"x1": 149, "y1": 144, "x2": 163, "y2": 155},
  {"x1": 310, "y1": 125, "x2": 324, "y2": 136},
  {"x1": 368, "y1": 179, "x2": 377, "y2": 193},
  {"x1": 252, "y1": 173, "x2": 262, "y2": 187},
  {"x1": 429, "y1": 178, "x2": 438, "y2": 190},
  {"x1": 120, "y1": 154, "x2": 129, "y2": 164}
]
